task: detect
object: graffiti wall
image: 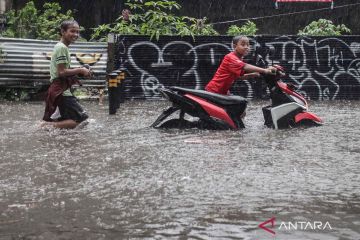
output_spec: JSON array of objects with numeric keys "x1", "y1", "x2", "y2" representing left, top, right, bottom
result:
[{"x1": 113, "y1": 35, "x2": 360, "y2": 100}]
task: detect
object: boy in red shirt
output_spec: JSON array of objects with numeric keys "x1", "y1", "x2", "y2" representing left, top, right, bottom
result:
[{"x1": 206, "y1": 35, "x2": 274, "y2": 95}]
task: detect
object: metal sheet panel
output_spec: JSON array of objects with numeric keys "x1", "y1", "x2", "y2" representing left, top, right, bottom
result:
[{"x1": 0, "y1": 37, "x2": 107, "y2": 88}]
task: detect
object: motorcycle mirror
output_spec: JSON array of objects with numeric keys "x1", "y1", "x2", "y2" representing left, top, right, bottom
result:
[
  {"x1": 256, "y1": 54, "x2": 267, "y2": 67},
  {"x1": 254, "y1": 47, "x2": 266, "y2": 67},
  {"x1": 268, "y1": 45, "x2": 275, "y2": 58},
  {"x1": 267, "y1": 46, "x2": 275, "y2": 66}
]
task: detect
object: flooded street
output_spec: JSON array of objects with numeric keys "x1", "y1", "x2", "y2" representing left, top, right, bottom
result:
[{"x1": 0, "y1": 100, "x2": 359, "y2": 240}]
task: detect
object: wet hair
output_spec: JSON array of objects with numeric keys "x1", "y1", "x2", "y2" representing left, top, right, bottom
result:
[
  {"x1": 59, "y1": 20, "x2": 79, "y2": 36},
  {"x1": 232, "y1": 35, "x2": 248, "y2": 45}
]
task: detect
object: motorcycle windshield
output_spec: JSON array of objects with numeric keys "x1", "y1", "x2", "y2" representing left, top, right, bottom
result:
[
  {"x1": 289, "y1": 95, "x2": 307, "y2": 109},
  {"x1": 277, "y1": 81, "x2": 308, "y2": 110}
]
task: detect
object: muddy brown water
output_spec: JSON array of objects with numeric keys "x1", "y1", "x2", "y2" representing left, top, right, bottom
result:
[{"x1": 0, "y1": 100, "x2": 359, "y2": 240}]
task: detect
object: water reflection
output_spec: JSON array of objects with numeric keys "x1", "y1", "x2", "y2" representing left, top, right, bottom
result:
[{"x1": 0, "y1": 100, "x2": 359, "y2": 239}]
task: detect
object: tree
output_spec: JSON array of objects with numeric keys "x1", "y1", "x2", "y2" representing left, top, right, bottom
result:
[
  {"x1": 226, "y1": 21, "x2": 258, "y2": 36},
  {"x1": 2, "y1": 1, "x2": 77, "y2": 40},
  {"x1": 36, "y1": 2, "x2": 77, "y2": 40},
  {"x1": 2, "y1": 1, "x2": 38, "y2": 38},
  {"x1": 298, "y1": 19, "x2": 351, "y2": 36},
  {"x1": 91, "y1": 0, "x2": 218, "y2": 41}
]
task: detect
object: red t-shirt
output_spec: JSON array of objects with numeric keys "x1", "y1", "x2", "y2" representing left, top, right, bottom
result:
[{"x1": 205, "y1": 52, "x2": 246, "y2": 95}]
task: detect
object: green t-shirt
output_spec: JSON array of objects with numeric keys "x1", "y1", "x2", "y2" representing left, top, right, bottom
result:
[{"x1": 50, "y1": 42, "x2": 72, "y2": 96}]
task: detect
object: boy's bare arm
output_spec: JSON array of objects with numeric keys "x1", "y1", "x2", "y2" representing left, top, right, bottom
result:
[
  {"x1": 239, "y1": 72, "x2": 260, "y2": 80},
  {"x1": 243, "y1": 64, "x2": 275, "y2": 75},
  {"x1": 57, "y1": 64, "x2": 90, "y2": 78}
]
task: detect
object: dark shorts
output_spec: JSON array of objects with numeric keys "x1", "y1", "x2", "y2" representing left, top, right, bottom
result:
[{"x1": 58, "y1": 96, "x2": 88, "y2": 123}]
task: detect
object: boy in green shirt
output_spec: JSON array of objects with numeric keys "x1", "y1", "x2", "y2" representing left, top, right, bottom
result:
[{"x1": 42, "y1": 20, "x2": 91, "y2": 129}]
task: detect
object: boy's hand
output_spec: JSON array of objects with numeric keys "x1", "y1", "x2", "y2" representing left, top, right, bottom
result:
[
  {"x1": 265, "y1": 66, "x2": 277, "y2": 75},
  {"x1": 79, "y1": 67, "x2": 91, "y2": 78}
]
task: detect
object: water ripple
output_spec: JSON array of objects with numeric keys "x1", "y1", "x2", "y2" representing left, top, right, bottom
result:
[{"x1": 0, "y1": 100, "x2": 359, "y2": 239}]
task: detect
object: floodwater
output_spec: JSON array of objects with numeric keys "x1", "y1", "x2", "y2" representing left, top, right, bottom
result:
[{"x1": 0, "y1": 100, "x2": 359, "y2": 240}]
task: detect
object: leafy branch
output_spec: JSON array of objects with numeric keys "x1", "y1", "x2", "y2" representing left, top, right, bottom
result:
[
  {"x1": 226, "y1": 21, "x2": 258, "y2": 36},
  {"x1": 2, "y1": 1, "x2": 78, "y2": 40},
  {"x1": 91, "y1": 0, "x2": 218, "y2": 41},
  {"x1": 298, "y1": 19, "x2": 351, "y2": 36}
]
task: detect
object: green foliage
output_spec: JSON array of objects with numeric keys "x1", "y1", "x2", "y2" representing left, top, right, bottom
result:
[
  {"x1": 0, "y1": 88, "x2": 31, "y2": 101},
  {"x1": 2, "y1": 1, "x2": 77, "y2": 40},
  {"x1": 298, "y1": 19, "x2": 351, "y2": 36},
  {"x1": 91, "y1": 0, "x2": 218, "y2": 41},
  {"x1": 72, "y1": 88, "x2": 89, "y2": 98},
  {"x1": 36, "y1": 2, "x2": 76, "y2": 40},
  {"x1": 187, "y1": 17, "x2": 219, "y2": 36},
  {"x1": 226, "y1": 21, "x2": 258, "y2": 36},
  {"x1": 3, "y1": 1, "x2": 38, "y2": 38}
]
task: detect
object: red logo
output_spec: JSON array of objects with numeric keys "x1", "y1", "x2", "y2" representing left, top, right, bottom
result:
[{"x1": 259, "y1": 217, "x2": 276, "y2": 235}]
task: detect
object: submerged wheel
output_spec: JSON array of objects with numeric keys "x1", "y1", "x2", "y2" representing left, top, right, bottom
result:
[
  {"x1": 159, "y1": 119, "x2": 198, "y2": 129},
  {"x1": 296, "y1": 119, "x2": 323, "y2": 127}
]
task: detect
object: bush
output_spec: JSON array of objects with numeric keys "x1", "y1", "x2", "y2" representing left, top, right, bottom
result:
[
  {"x1": 0, "y1": 88, "x2": 31, "y2": 101},
  {"x1": 2, "y1": 1, "x2": 38, "y2": 38},
  {"x1": 91, "y1": 0, "x2": 218, "y2": 41},
  {"x1": 298, "y1": 19, "x2": 351, "y2": 36},
  {"x1": 2, "y1": 1, "x2": 78, "y2": 40},
  {"x1": 226, "y1": 21, "x2": 258, "y2": 36},
  {"x1": 36, "y1": 2, "x2": 78, "y2": 40}
]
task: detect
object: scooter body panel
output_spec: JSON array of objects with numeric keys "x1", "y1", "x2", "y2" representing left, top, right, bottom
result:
[
  {"x1": 295, "y1": 112, "x2": 323, "y2": 125},
  {"x1": 185, "y1": 94, "x2": 237, "y2": 129},
  {"x1": 270, "y1": 102, "x2": 304, "y2": 129},
  {"x1": 152, "y1": 88, "x2": 246, "y2": 130},
  {"x1": 263, "y1": 70, "x2": 322, "y2": 129}
]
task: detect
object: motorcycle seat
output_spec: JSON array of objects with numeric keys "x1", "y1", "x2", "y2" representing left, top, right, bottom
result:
[{"x1": 170, "y1": 87, "x2": 247, "y2": 106}]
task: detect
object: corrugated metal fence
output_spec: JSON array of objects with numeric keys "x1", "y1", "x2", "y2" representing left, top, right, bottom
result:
[
  {"x1": 0, "y1": 37, "x2": 107, "y2": 88},
  {"x1": 112, "y1": 35, "x2": 360, "y2": 100}
]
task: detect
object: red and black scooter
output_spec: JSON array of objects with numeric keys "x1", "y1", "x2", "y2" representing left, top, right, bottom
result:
[
  {"x1": 261, "y1": 64, "x2": 323, "y2": 129},
  {"x1": 151, "y1": 48, "x2": 322, "y2": 130},
  {"x1": 151, "y1": 87, "x2": 247, "y2": 130}
]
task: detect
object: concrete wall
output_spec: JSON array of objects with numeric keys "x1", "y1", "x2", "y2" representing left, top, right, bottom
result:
[{"x1": 112, "y1": 35, "x2": 360, "y2": 100}]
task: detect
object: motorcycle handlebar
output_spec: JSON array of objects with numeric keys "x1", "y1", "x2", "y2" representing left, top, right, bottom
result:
[
  {"x1": 259, "y1": 66, "x2": 286, "y2": 84},
  {"x1": 270, "y1": 68, "x2": 286, "y2": 76}
]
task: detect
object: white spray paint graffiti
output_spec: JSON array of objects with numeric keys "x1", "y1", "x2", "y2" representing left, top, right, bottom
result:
[
  {"x1": 265, "y1": 36, "x2": 360, "y2": 100},
  {"x1": 127, "y1": 40, "x2": 231, "y2": 97},
  {"x1": 123, "y1": 36, "x2": 360, "y2": 100}
]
